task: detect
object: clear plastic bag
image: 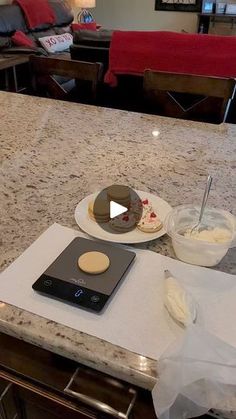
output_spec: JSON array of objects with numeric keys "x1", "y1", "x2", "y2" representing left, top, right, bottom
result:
[{"x1": 152, "y1": 324, "x2": 236, "y2": 419}]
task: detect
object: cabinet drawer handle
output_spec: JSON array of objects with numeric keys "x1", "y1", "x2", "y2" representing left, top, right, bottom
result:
[{"x1": 64, "y1": 368, "x2": 137, "y2": 419}]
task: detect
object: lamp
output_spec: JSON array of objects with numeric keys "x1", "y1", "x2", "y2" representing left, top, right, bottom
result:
[{"x1": 75, "y1": 0, "x2": 96, "y2": 23}]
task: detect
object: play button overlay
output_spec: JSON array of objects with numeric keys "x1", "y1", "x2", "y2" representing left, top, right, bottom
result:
[
  {"x1": 93, "y1": 184, "x2": 143, "y2": 234},
  {"x1": 110, "y1": 201, "x2": 128, "y2": 219}
]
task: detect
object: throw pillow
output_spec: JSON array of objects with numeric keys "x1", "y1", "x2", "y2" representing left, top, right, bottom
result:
[
  {"x1": 38, "y1": 33, "x2": 73, "y2": 53},
  {"x1": 11, "y1": 31, "x2": 36, "y2": 48},
  {"x1": 71, "y1": 22, "x2": 97, "y2": 32}
]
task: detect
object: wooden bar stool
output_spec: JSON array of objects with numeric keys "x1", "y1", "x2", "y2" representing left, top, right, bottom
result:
[
  {"x1": 30, "y1": 55, "x2": 103, "y2": 103},
  {"x1": 143, "y1": 70, "x2": 236, "y2": 124}
]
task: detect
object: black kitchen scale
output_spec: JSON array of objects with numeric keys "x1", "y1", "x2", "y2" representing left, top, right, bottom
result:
[{"x1": 32, "y1": 237, "x2": 136, "y2": 313}]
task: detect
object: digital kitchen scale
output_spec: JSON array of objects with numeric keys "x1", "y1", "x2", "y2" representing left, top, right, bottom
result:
[{"x1": 32, "y1": 237, "x2": 136, "y2": 313}]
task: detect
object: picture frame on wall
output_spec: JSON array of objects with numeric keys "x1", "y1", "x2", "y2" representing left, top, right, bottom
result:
[
  {"x1": 155, "y1": 0, "x2": 202, "y2": 12},
  {"x1": 202, "y1": 0, "x2": 215, "y2": 13},
  {"x1": 225, "y1": 3, "x2": 236, "y2": 13},
  {"x1": 215, "y1": 2, "x2": 226, "y2": 13}
]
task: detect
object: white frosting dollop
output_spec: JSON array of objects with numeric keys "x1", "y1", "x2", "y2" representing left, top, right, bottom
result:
[{"x1": 184, "y1": 227, "x2": 232, "y2": 243}]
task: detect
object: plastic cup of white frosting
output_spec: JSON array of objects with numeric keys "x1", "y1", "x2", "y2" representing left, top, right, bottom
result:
[{"x1": 164, "y1": 205, "x2": 236, "y2": 267}]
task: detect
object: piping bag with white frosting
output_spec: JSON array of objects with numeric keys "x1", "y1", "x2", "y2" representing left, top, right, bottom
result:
[
  {"x1": 163, "y1": 270, "x2": 197, "y2": 327},
  {"x1": 152, "y1": 270, "x2": 236, "y2": 419}
]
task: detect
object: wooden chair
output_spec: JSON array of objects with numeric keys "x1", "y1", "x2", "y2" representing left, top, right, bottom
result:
[
  {"x1": 30, "y1": 55, "x2": 103, "y2": 103},
  {"x1": 143, "y1": 70, "x2": 236, "y2": 124}
]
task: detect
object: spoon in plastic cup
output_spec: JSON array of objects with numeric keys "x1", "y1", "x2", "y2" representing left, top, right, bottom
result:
[{"x1": 190, "y1": 175, "x2": 213, "y2": 234}]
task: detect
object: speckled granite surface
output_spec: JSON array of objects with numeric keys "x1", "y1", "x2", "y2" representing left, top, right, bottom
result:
[{"x1": 0, "y1": 92, "x2": 236, "y2": 391}]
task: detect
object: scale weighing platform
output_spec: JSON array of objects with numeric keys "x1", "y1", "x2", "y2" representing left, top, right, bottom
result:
[{"x1": 32, "y1": 237, "x2": 136, "y2": 313}]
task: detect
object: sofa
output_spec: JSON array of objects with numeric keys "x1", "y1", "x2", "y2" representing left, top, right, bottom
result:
[
  {"x1": 70, "y1": 29, "x2": 146, "y2": 111},
  {"x1": 0, "y1": 0, "x2": 74, "y2": 54},
  {"x1": 70, "y1": 29, "x2": 236, "y2": 122},
  {"x1": 70, "y1": 29, "x2": 113, "y2": 74},
  {"x1": 0, "y1": 0, "x2": 75, "y2": 93}
]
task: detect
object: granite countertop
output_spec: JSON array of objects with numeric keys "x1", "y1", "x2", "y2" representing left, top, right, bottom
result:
[{"x1": 0, "y1": 91, "x2": 235, "y2": 390}]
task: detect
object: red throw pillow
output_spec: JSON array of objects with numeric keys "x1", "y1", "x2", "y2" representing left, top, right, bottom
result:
[
  {"x1": 71, "y1": 22, "x2": 97, "y2": 32},
  {"x1": 12, "y1": 31, "x2": 36, "y2": 48}
]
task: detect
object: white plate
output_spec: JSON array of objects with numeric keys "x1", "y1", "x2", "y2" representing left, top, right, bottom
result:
[{"x1": 74, "y1": 190, "x2": 172, "y2": 244}]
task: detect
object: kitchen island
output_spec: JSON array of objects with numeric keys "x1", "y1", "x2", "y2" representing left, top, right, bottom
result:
[{"x1": 0, "y1": 91, "x2": 236, "y2": 418}]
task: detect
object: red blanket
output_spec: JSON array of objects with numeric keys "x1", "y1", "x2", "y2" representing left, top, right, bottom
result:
[
  {"x1": 105, "y1": 31, "x2": 236, "y2": 86},
  {"x1": 14, "y1": 0, "x2": 55, "y2": 30}
]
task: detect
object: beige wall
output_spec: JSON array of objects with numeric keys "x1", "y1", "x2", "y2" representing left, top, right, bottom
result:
[{"x1": 88, "y1": 0, "x2": 198, "y2": 33}]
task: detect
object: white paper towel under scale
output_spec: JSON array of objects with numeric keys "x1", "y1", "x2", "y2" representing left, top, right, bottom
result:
[{"x1": 0, "y1": 223, "x2": 236, "y2": 418}]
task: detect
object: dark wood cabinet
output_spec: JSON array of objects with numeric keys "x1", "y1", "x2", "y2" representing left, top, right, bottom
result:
[
  {"x1": 0, "y1": 378, "x2": 19, "y2": 419},
  {"x1": 13, "y1": 386, "x2": 96, "y2": 419},
  {"x1": 0, "y1": 333, "x2": 156, "y2": 419},
  {"x1": 0, "y1": 379, "x2": 96, "y2": 419}
]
